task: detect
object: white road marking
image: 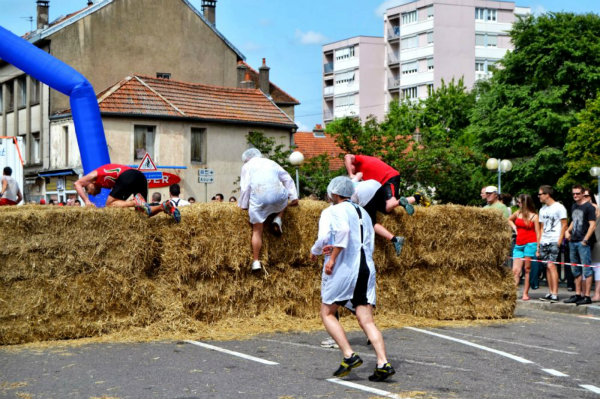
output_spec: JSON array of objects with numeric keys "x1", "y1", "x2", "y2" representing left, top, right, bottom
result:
[
  {"x1": 578, "y1": 315, "x2": 600, "y2": 321},
  {"x1": 406, "y1": 327, "x2": 534, "y2": 364},
  {"x1": 448, "y1": 330, "x2": 578, "y2": 355},
  {"x1": 327, "y1": 378, "x2": 410, "y2": 399},
  {"x1": 184, "y1": 340, "x2": 278, "y2": 365},
  {"x1": 542, "y1": 368, "x2": 569, "y2": 377},
  {"x1": 580, "y1": 384, "x2": 600, "y2": 394}
]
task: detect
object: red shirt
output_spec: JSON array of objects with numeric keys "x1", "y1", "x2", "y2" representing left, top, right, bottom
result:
[
  {"x1": 515, "y1": 217, "x2": 537, "y2": 245},
  {"x1": 94, "y1": 164, "x2": 133, "y2": 189},
  {"x1": 354, "y1": 155, "x2": 399, "y2": 184}
]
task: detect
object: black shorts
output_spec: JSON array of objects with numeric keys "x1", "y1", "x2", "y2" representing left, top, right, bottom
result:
[
  {"x1": 335, "y1": 251, "x2": 371, "y2": 308},
  {"x1": 363, "y1": 175, "x2": 401, "y2": 225},
  {"x1": 109, "y1": 169, "x2": 148, "y2": 201}
]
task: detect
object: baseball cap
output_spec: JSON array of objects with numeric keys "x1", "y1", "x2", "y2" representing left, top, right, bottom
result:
[{"x1": 485, "y1": 186, "x2": 498, "y2": 194}]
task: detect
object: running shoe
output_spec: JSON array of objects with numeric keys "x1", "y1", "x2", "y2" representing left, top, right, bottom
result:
[
  {"x1": 399, "y1": 197, "x2": 414, "y2": 216},
  {"x1": 413, "y1": 190, "x2": 431, "y2": 207},
  {"x1": 368, "y1": 362, "x2": 396, "y2": 382},
  {"x1": 251, "y1": 260, "x2": 262, "y2": 271},
  {"x1": 134, "y1": 193, "x2": 151, "y2": 216},
  {"x1": 549, "y1": 295, "x2": 559, "y2": 303},
  {"x1": 320, "y1": 337, "x2": 339, "y2": 349},
  {"x1": 539, "y1": 293, "x2": 552, "y2": 302},
  {"x1": 272, "y1": 216, "x2": 283, "y2": 236},
  {"x1": 392, "y1": 236, "x2": 405, "y2": 256},
  {"x1": 333, "y1": 353, "x2": 363, "y2": 377},
  {"x1": 575, "y1": 296, "x2": 592, "y2": 306},
  {"x1": 563, "y1": 295, "x2": 582, "y2": 304},
  {"x1": 162, "y1": 200, "x2": 181, "y2": 223}
]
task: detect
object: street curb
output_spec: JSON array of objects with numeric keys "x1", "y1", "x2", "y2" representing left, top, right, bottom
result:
[{"x1": 517, "y1": 300, "x2": 600, "y2": 316}]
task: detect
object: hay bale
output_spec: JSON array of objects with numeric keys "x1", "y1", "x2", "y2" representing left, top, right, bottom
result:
[{"x1": 0, "y1": 201, "x2": 513, "y2": 345}]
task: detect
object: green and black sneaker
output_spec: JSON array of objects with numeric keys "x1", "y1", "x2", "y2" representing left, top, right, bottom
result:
[
  {"x1": 333, "y1": 353, "x2": 363, "y2": 377},
  {"x1": 368, "y1": 362, "x2": 396, "y2": 382}
]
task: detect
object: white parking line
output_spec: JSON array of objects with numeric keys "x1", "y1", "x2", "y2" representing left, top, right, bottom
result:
[
  {"x1": 448, "y1": 330, "x2": 578, "y2": 355},
  {"x1": 327, "y1": 378, "x2": 411, "y2": 399},
  {"x1": 405, "y1": 327, "x2": 534, "y2": 364},
  {"x1": 578, "y1": 315, "x2": 600, "y2": 321},
  {"x1": 580, "y1": 384, "x2": 600, "y2": 394},
  {"x1": 184, "y1": 340, "x2": 278, "y2": 365},
  {"x1": 542, "y1": 369, "x2": 569, "y2": 377}
]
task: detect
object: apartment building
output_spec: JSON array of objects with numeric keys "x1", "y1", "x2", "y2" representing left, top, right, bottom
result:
[
  {"x1": 322, "y1": 36, "x2": 385, "y2": 124},
  {"x1": 385, "y1": 0, "x2": 530, "y2": 108}
]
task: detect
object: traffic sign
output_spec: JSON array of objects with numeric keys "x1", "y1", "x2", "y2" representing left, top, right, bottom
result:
[
  {"x1": 138, "y1": 153, "x2": 157, "y2": 171},
  {"x1": 143, "y1": 171, "x2": 163, "y2": 180},
  {"x1": 198, "y1": 168, "x2": 214, "y2": 176},
  {"x1": 198, "y1": 176, "x2": 214, "y2": 184}
]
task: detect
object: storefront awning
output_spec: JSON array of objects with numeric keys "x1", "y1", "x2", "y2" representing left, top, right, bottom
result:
[{"x1": 38, "y1": 169, "x2": 78, "y2": 177}]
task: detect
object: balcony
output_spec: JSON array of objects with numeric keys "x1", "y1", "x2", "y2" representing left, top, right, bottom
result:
[
  {"x1": 323, "y1": 110, "x2": 333, "y2": 121},
  {"x1": 323, "y1": 86, "x2": 334, "y2": 97},
  {"x1": 388, "y1": 53, "x2": 400, "y2": 65},
  {"x1": 324, "y1": 62, "x2": 334, "y2": 74},
  {"x1": 388, "y1": 77, "x2": 400, "y2": 91},
  {"x1": 387, "y1": 26, "x2": 400, "y2": 41}
]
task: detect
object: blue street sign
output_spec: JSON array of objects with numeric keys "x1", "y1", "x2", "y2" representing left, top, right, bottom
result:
[{"x1": 143, "y1": 171, "x2": 163, "y2": 180}]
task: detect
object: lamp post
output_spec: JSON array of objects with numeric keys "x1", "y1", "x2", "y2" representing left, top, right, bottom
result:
[
  {"x1": 591, "y1": 166, "x2": 600, "y2": 202},
  {"x1": 289, "y1": 151, "x2": 304, "y2": 195},
  {"x1": 485, "y1": 158, "x2": 513, "y2": 194}
]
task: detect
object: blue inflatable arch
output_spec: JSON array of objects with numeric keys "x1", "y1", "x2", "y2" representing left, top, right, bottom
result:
[{"x1": 0, "y1": 26, "x2": 111, "y2": 206}]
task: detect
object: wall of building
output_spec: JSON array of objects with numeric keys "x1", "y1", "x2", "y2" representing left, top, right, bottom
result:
[
  {"x1": 357, "y1": 37, "x2": 385, "y2": 122},
  {"x1": 48, "y1": 0, "x2": 241, "y2": 113},
  {"x1": 50, "y1": 117, "x2": 293, "y2": 202}
]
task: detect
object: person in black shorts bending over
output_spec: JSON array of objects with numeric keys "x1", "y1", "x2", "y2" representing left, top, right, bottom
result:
[{"x1": 74, "y1": 163, "x2": 180, "y2": 222}]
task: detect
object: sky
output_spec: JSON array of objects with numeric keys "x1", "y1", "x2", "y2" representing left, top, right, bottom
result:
[{"x1": 1, "y1": 0, "x2": 599, "y2": 132}]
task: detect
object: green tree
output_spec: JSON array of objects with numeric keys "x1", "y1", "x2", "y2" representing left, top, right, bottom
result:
[
  {"x1": 469, "y1": 12, "x2": 600, "y2": 197},
  {"x1": 558, "y1": 93, "x2": 600, "y2": 193}
]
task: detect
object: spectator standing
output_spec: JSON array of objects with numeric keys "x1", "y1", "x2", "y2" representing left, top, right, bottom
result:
[
  {"x1": 563, "y1": 185, "x2": 597, "y2": 305},
  {"x1": 537, "y1": 185, "x2": 568, "y2": 303},
  {"x1": 480, "y1": 186, "x2": 488, "y2": 206},
  {"x1": 310, "y1": 176, "x2": 395, "y2": 382},
  {"x1": 508, "y1": 194, "x2": 540, "y2": 300},
  {"x1": 188, "y1": 197, "x2": 196, "y2": 204},
  {"x1": 214, "y1": 193, "x2": 224, "y2": 202},
  {"x1": 168, "y1": 184, "x2": 190, "y2": 207},
  {"x1": 149, "y1": 192, "x2": 162, "y2": 206},
  {"x1": 0, "y1": 167, "x2": 23, "y2": 206},
  {"x1": 238, "y1": 149, "x2": 298, "y2": 271},
  {"x1": 483, "y1": 186, "x2": 510, "y2": 218},
  {"x1": 582, "y1": 188, "x2": 600, "y2": 301},
  {"x1": 229, "y1": 196, "x2": 237, "y2": 203}
]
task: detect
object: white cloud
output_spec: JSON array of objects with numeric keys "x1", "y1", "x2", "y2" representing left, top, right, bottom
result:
[
  {"x1": 532, "y1": 5, "x2": 546, "y2": 16},
  {"x1": 295, "y1": 120, "x2": 312, "y2": 132},
  {"x1": 374, "y1": 0, "x2": 413, "y2": 18},
  {"x1": 295, "y1": 29, "x2": 328, "y2": 45}
]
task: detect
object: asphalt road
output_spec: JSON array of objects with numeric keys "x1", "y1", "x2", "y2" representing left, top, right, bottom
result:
[{"x1": 1, "y1": 307, "x2": 599, "y2": 399}]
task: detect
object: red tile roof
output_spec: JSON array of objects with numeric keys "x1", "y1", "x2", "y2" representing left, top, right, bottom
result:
[
  {"x1": 86, "y1": 75, "x2": 296, "y2": 128},
  {"x1": 241, "y1": 62, "x2": 300, "y2": 105},
  {"x1": 293, "y1": 131, "x2": 344, "y2": 170}
]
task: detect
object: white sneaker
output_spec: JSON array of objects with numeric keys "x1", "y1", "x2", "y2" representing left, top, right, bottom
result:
[
  {"x1": 272, "y1": 216, "x2": 283, "y2": 235},
  {"x1": 251, "y1": 260, "x2": 262, "y2": 271},
  {"x1": 320, "y1": 337, "x2": 339, "y2": 348}
]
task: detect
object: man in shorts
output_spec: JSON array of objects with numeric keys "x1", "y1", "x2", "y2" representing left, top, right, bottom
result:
[
  {"x1": 74, "y1": 163, "x2": 180, "y2": 222},
  {"x1": 0, "y1": 166, "x2": 23, "y2": 206},
  {"x1": 537, "y1": 185, "x2": 567, "y2": 303},
  {"x1": 344, "y1": 154, "x2": 422, "y2": 256}
]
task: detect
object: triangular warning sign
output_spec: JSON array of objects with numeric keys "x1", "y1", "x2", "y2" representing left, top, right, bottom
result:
[{"x1": 137, "y1": 153, "x2": 157, "y2": 171}]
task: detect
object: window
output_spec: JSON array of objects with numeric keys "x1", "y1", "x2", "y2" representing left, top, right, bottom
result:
[
  {"x1": 335, "y1": 94, "x2": 355, "y2": 108},
  {"x1": 335, "y1": 71, "x2": 355, "y2": 84},
  {"x1": 30, "y1": 77, "x2": 40, "y2": 105},
  {"x1": 427, "y1": 6, "x2": 434, "y2": 19},
  {"x1": 18, "y1": 77, "x2": 26, "y2": 108},
  {"x1": 32, "y1": 132, "x2": 41, "y2": 164},
  {"x1": 63, "y1": 126, "x2": 69, "y2": 165},
  {"x1": 475, "y1": 8, "x2": 497, "y2": 22},
  {"x1": 191, "y1": 127, "x2": 206, "y2": 163},
  {"x1": 427, "y1": 84, "x2": 435, "y2": 96},
  {"x1": 402, "y1": 61, "x2": 418, "y2": 75},
  {"x1": 427, "y1": 31, "x2": 433, "y2": 44},
  {"x1": 6, "y1": 81, "x2": 14, "y2": 111},
  {"x1": 18, "y1": 134, "x2": 26, "y2": 164},
  {"x1": 0, "y1": 89, "x2": 3, "y2": 111},
  {"x1": 335, "y1": 46, "x2": 355, "y2": 61},
  {"x1": 402, "y1": 10, "x2": 417, "y2": 24},
  {"x1": 401, "y1": 36, "x2": 418, "y2": 50},
  {"x1": 427, "y1": 58, "x2": 434, "y2": 71},
  {"x1": 134, "y1": 125, "x2": 155, "y2": 160},
  {"x1": 476, "y1": 33, "x2": 497, "y2": 47},
  {"x1": 476, "y1": 61, "x2": 485, "y2": 72},
  {"x1": 156, "y1": 72, "x2": 171, "y2": 79},
  {"x1": 402, "y1": 86, "x2": 418, "y2": 99}
]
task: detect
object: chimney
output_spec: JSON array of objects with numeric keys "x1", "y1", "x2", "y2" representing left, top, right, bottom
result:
[
  {"x1": 201, "y1": 0, "x2": 217, "y2": 26},
  {"x1": 258, "y1": 58, "x2": 270, "y2": 96},
  {"x1": 240, "y1": 71, "x2": 254, "y2": 89},
  {"x1": 313, "y1": 124, "x2": 325, "y2": 137},
  {"x1": 36, "y1": 0, "x2": 49, "y2": 30},
  {"x1": 236, "y1": 61, "x2": 247, "y2": 88}
]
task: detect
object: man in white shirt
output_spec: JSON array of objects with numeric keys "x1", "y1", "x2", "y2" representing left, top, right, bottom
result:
[
  {"x1": 0, "y1": 167, "x2": 23, "y2": 206},
  {"x1": 537, "y1": 185, "x2": 567, "y2": 303},
  {"x1": 168, "y1": 184, "x2": 190, "y2": 207}
]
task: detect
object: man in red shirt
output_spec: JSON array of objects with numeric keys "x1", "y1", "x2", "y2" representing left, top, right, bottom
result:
[
  {"x1": 74, "y1": 163, "x2": 180, "y2": 222},
  {"x1": 345, "y1": 154, "x2": 421, "y2": 255}
]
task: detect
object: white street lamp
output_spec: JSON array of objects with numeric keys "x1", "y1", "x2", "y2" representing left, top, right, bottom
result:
[
  {"x1": 289, "y1": 151, "x2": 304, "y2": 194},
  {"x1": 486, "y1": 158, "x2": 512, "y2": 194},
  {"x1": 591, "y1": 166, "x2": 600, "y2": 202}
]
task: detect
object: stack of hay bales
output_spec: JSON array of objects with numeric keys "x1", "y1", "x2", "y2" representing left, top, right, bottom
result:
[{"x1": 0, "y1": 201, "x2": 514, "y2": 345}]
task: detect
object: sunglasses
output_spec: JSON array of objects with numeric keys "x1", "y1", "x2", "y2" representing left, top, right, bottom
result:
[
  {"x1": 537, "y1": 193, "x2": 545, "y2": 196},
  {"x1": 583, "y1": 194, "x2": 591, "y2": 197},
  {"x1": 573, "y1": 192, "x2": 582, "y2": 196}
]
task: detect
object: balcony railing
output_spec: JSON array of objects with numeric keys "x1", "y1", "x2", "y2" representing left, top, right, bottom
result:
[
  {"x1": 324, "y1": 62, "x2": 334, "y2": 74},
  {"x1": 323, "y1": 110, "x2": 333, "y2": 120},
  {"x1": 388, "y1": 78, "x2": 400, "y2": 89},
  {"x1": 387, "y1": 26, "x2": 400, "y2": 40},
  {"x1": 388, "y1": 53, "x2": 400, "y2": 65},
  {"x1": 323, "y1": 86, "x2": 334, "y2": 96}
]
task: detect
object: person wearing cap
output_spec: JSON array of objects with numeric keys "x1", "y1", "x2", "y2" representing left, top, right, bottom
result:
[
  {"x1": 483, "y1": 186, "x2": 510, "y2": 218},
  {"x1": 310, "y1": 176, "x2": 395, "y2": 382},
  {"x1": 238, "y1": 148, "x2": 298, "y2": 272}
]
